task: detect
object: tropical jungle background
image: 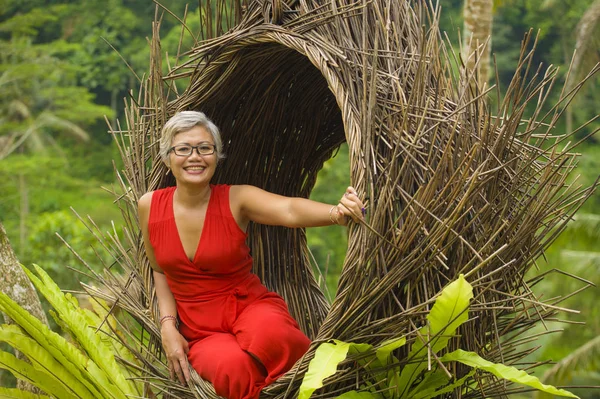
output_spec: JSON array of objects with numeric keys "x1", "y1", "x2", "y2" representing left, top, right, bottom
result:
[{"x1": 0, "y1": 0, "x2": 599, "y2": 396}]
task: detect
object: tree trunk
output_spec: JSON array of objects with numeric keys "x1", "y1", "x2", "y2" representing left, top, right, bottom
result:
[
  {"x1": 0, "y1": 220, "x2": 49, "y2": 393},
  {"x1": 565, "y1": 0, "x2": 600, "y2": 135},
  {"x1": 462, "y1": 0, "x2": 494, "y2": 89}
]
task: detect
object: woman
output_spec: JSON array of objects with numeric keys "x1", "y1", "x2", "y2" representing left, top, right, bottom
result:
[{"x1": 138, "y1": 111, "x2": 365, "y2": 399}]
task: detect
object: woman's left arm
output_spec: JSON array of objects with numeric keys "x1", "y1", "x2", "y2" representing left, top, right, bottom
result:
[{"x1": 231, "y1": 185, "x2": 364, "y2": 228}]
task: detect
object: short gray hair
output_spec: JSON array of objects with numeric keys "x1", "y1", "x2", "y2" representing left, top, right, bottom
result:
[{"x1": 159, "y1": 111, "x2": 225, "y2": 164}]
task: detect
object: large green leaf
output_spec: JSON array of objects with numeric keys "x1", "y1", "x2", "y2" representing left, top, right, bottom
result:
[
  {"x1": 397, "y1": 275, "x2": 473, "y2": 397},
  {"x1": 299, "y1": 340, "x2": 371, "y2": 399},
  {"x1": 0, "y1": 387, "x2": 50, "y2": 398},
  {"x1": 0, "y1": 324, "x2": 94, "y2": 398},
  {"x1": 441, "y1": 350, "x2": 579, "y2": 398},
  {"x1": 412, "y1": 370, "x2": 475, "y2": 399},
  {"x1": 426, "y1": 274, "x2": 473, "y2": 353},
  {"x1": 0, "y1": 291, "x2": 105, "y2": 398},
  {"x1": 375, "y1": 337, "x2": 406, "y2": 364},
  {"x1": 405, "y1": 369, "x2": 449, "y2": 399},
  {"x1": 368, "y1": 337, "x2": 407, "y2": 397},
  {"x1": 24, "y1": 264, "x2": 137, "y2": 398},
  {"x1": 0, "y1": 350, "x2": 73, "y2": 399}
]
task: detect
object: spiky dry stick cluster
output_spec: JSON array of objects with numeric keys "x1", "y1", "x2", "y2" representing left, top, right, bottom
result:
[{"x1": 79, "y1": 0, "x2": 598, "y2": 398}]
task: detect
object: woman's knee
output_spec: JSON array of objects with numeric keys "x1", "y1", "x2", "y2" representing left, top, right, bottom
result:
[{"x1": 188, "y1": 336, "x2": 266, "y2": 399}]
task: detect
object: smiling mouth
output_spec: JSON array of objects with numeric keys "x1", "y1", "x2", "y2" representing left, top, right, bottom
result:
[{"x1": 184, "y1": 166, "x2": 206, "y2": 172}]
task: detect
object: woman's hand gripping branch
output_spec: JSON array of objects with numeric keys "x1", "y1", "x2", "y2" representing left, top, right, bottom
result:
[
  {"x1": 333, "y1": 186, "x2": 366, "y2": 226},
  {"x1": 160, "y1": 317, "x2": 190, "y2": 385}
]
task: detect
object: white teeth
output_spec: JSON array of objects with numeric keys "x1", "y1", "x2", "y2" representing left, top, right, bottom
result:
[{"x1": 186, "y1": 166, "x2": 205, "y2": 170}]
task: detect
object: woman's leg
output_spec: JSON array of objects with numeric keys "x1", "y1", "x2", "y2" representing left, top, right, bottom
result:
[
  {"x1": 232, "y1": 296, "x2": 311, "y2": 381},
  {"x1": 188, "y1": 333, "x2": 266, "y2": 399}
]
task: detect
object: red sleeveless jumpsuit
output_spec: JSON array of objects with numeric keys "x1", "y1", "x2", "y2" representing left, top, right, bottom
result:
[{"x1": 148, "y1": 185, "x2": 311, "y2": 399}]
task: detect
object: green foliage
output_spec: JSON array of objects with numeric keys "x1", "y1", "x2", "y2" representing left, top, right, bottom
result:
[
  {"x1": 524, "y1": 211, "x2": 600, "y2": 397},
  {"x1": 0, "y1": 264, "x2": 141, "y2": 398},
  {"x1": 0, "y1": 2, "x2": 199, "y2": 296},
  {"x1": 63, "y1": 1, "x2": 145, "y2": 92},
  {"x1": 0, "y1": 35, "x2": 112, "y2": 132},
  {"x1": 0, "y1": 154, "x2": 121, "y2": 290},
  {"x1": 299, "y1": 337, "x2": 408, "y2": 399},
  {"x1": 492, "y1": 0, "x2": 600, "y2": 140},
  {"x1": 396, "y1": 275, "x2": 473, "y2": 395},
  {"x1": 575, "y1": 144, "x2": 600, "y2": 212},
  {"x1": 0, "y1": 0, "x2": 598, "y2": 392},
  {"x1": 24, "y1": 210, "x2": 112, "y2": 289},
  {"x1": 536, "y1": 335, "x2": 600, "y2": 399},
  {"x1": 0, "y1": 155, "x2": 117, "y2": 216},
  {"x1": 308, "y1": 144, "x2": 351, "y2": 296},
  {"x1": 299, "y1": 276, "x2": 578, "y2": 399}
]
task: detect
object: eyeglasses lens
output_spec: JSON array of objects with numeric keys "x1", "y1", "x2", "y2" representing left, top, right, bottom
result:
[{"x1": 172, "y1": 144, "x2": 215, "y2": 156}]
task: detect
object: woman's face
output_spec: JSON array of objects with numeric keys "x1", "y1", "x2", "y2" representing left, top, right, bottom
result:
[{"x1": 168, "y1": 125, "x2": 217, "y2": 187}]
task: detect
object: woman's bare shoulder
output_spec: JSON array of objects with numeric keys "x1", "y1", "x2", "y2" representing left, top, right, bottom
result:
[
  {"x1": 138, "y1": 191, "x2": 155, "y2": 211},
  {"x1": 229, "y1": 184, "x2": 260, "y2": 195}
]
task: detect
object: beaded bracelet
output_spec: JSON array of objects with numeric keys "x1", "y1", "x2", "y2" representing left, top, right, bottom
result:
[
  {"x1": 329, "y1": 205, "x2": 339, "y2": 225},
  {"x1": 159, "y1": 315, "x2": 178, "y2": 328}
]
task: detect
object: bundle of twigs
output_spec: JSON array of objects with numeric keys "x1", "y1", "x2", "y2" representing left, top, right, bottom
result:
[{"x1": 80, "y1": 0, "x2": 599, "y2": 397}]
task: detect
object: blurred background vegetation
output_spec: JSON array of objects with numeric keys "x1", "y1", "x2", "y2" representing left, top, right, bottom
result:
[{"x1": 0, "y1": 0, "x2": 598, "y2": 395}]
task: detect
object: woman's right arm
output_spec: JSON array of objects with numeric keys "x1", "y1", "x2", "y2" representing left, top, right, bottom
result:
[{"x1": 138, "y1": 192, "x2": 190, "y2": 385}]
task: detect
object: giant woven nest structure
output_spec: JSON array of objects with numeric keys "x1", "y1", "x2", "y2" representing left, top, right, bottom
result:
[{"x1": 88, "y1": 0, "x2": 599, "y2": 398}]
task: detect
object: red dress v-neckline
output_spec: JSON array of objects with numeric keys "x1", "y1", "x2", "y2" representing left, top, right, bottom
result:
[{"x1": 172, "y1": 187, "x2": 213, "y2": 264}]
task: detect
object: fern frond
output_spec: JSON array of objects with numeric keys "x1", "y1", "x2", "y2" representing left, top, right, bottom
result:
[
  {"x1": 0, "y1": 350, "x2": 73, "y2": 399},
  {"x1": 0, "y1": 386, "x2": 51, "y2": 398},
  {"x1": 0, "y1": 290, "x2": 106, "y2": 398},
  {"x1": 0, "y1": 324, "x2": 95, "y2": 398},
  {"x1": 22, "y1": 264, "x2": 138, "y2": 398}
]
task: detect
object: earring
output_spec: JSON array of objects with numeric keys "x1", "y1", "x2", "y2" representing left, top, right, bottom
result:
[{"x1": 165, "y1": 168, "x2": 171, "y2": 176}]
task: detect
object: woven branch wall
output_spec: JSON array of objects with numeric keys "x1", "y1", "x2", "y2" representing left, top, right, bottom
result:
[{"x1": 102, "y1": 0, "x2": 598, "y2": 398}]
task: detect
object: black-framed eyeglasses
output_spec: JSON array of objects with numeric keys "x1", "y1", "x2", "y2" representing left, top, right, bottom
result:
[{"x1": 168, "y1": 143, "x2": 216, "y2": 157}]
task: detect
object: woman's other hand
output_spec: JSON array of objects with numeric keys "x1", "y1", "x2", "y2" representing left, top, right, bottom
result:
[
  {"x1": 161, "y1": 322, "x2": 190, "y2": 385},
  {"x1": 335, "y1": 186, "x2": 365, "y2": 226}
]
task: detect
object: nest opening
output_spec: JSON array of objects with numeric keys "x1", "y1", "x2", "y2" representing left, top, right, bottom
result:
[{"x1": 184, "y1": 42, "x2": 346, "y2": 197}]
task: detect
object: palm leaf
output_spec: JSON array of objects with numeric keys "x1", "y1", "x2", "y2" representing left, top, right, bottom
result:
[
  {"x1": 36, "y1": 112, "x2": 89, "y2": 142},
  {"x1": 536, "y1": 335, "x2": 600, "y2": 399},
  {"x1": 560, "y1": 250, "x2": 600, "y2": 264}
]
